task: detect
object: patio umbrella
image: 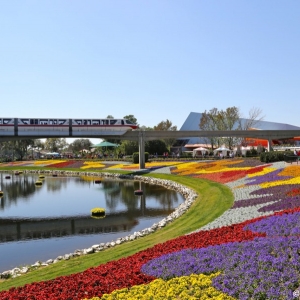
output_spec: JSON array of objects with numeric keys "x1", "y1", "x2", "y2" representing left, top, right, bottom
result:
[
  {"x1": 90, "y1": 141, "x2": 119, "y2": 156},
  {"x1": 91, "y1": 141, "x2": 119, "y2": 148},
  {"x1": 213, "y1": 147, "x2": 231, "y2": 157},
  {"x1": 192, "y1": 147, "x2": 208, "y2": 157}
]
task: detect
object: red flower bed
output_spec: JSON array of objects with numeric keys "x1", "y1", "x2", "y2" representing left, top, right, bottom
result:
[
  {"x1": 4, "y1": 207, "x2": 300, "y2": 299},
  {"x1": 46, "y1": 161, "x2": 84, "y2": 168},
  {"x1": 0, "y1": 217, "x2": 268, "y2": 299},
  {"x1": 194, "y1": 165, "x2": 270, "y2": 184},
  {"x1": 287, "y1": 188, "x2": 300, "y2": 197}
]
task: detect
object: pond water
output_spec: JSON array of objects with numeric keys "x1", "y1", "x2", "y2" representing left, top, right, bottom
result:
[{"x1": 0, "y1": 172, "x2": 185, "y2": 272}]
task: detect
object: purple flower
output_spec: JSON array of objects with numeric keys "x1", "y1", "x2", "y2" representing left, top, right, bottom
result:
[
  {"x1": 245, "y1": 168, "x2": 292, "y2": 185},
  {"x1": 141, "y1": 213, "x2": 300, "y2": 299}
]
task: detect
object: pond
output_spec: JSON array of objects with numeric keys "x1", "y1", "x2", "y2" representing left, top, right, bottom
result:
[{"x1": 0, "y1": 172, "x2": 185, "y2": 272}]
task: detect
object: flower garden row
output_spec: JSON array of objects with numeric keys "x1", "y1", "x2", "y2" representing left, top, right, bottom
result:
[{"x1": 0, "y1": 158, "x2": 299, "y2": 299}]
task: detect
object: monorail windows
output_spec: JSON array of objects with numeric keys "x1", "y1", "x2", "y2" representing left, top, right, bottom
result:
[
  {"x1": 29, "y1": 119, "x2": 39, "y2": 125},
  {"x1": 121, "y1": 120, "x2": 124, "y2": 125},
  {"x1": 2, "y1": 119, "x2": 14, "y2": 125},
  {"x1": 83, "y1": 120, "x2": 91, "y2": 125},
  {"x1": 75, "y1": 120, "x2": 82, "y2": 125},
  {"x1": 110, "y1": 120, "x2": 117, "y2": 125},
  {"x1": 125, "y1": 120, "x2": 134, "y2": 124},
  {"x1": 58, "y1": 120, "x2": 66, "y2": 125},
  {"x1": 40, "y1": 119, "x2": 48, "y2": 125},
  {"x1": 20, "y1": 119, "x2": 29, "y2": 125},
  {"x1": 47, "y1": 119, "x2": 57, "y2": 125},
  {"x1": 92, "y1": 120, "x2": 100, "y2": 125}
]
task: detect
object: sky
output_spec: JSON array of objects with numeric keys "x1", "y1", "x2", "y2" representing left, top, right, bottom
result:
[{"x1": 1, "y1": 1, "x2": 300, "y2": 144}]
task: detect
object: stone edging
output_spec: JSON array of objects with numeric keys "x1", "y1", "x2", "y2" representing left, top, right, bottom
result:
[{"x1": 0, "y1": 170, "x2": 198, "y2": 279}]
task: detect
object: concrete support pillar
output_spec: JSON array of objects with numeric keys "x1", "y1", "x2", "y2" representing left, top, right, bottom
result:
[
  {"x1": 267, "y1": 138, "x2": 272, "y2": 152},
  {"x1": 139, "y1": 131, "x2": 145, "y2": 169}
]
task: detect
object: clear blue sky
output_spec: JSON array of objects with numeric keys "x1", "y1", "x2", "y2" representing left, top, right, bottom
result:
[{"x1": 1, "y1": 1, "x2": 299, "y2": 137}]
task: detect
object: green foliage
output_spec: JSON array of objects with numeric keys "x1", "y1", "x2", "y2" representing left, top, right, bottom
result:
[
  {"x1": 44, "y1": 138, "x2": 68, "y2": 152},
  {"x1": 123, "y1": 114, "x2": 138, "y2": 126},
  {"x1": 260, "y1": 151, "x2": 291, "y2": 163},
  {"x1": 245, "y1": 147, "x2": 258, "y2": 157},
  {"x1": 120, "y1": 140, "x2": 139, "y2": 155},
  {"x1": 70, "y1": 139, "x2": 93, "y2": 153},
  {"x1": 182, "y1": 152, "x2": 193, "y2": 158},
  {"x1": 153, "y1": 119, "x2": 177, "y2": 151},
  {"x1": 145, "y1": 140, "x2": 168, "y2": 154},
  {"x1": 132, "y1": 152, "x2": 149, "y2": 163}
]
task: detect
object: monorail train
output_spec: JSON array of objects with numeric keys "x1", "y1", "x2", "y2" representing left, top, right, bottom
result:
[{"x1": 0, "y1": 118, "x2": 138, "y2": 137}]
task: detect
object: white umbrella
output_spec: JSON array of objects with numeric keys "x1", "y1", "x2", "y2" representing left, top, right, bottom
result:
[
  {"x1": 193, "y1": 147, "x2": 208, "y2": 157},
  {"x1": 213, "y1": 147, "x2": 231, "y2": 157}
]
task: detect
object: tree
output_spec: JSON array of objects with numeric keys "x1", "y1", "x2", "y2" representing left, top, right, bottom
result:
[
  {"x1": 154, "y1": 119, "x2": 177, "y2": 131},
  {"x1": 69, "y1": 139, "x2": 93, "y2": 153},
  {"x1": 123, "y1": 114, "x2": 138, "y2": 126},
  {"x1": 199, "y1": 106, "x2": 264, "y2": 149},
  {"x1": 0, "y1": 139, "x2": 35, "y2": 161},
  {"x1": 119, "y1": 140, "x2": 139, "y2": 155},
  {"x1": 153, "y1": 119, "x2": 177, "y2": 151},
  {"x1": 240, "y1": 107, "x2": 265, "y2": 130},
  {"x1": 238, "y1": 107, "x2": 265, "y2": 146},
  {"x1": 32, "y1": 139, "x2": 44, "y2": 151},
  {"x1": 199, "y1": 108, "x2": 221, "y2": 149},
  {"x1": 44, "y1": 138, "x2": 68, "y2": 152},
  {"x1": 145, "y1": 140, "x2": 168, "y2": 155}
]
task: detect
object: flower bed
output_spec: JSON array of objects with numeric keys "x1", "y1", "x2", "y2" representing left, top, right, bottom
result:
[{"x1": 1, "y1": 159, "x2": 300, "y2": 299}]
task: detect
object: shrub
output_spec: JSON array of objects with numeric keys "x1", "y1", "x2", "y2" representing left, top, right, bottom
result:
[
  {"x1": 132, "y1": 152, "x2": 149, "y2": 164},
  {"x1": 260, "y1": 151, "x2": 292, "y2": 163}
]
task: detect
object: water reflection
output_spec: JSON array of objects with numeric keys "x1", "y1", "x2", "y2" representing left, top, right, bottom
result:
[{"x1": 0, "y1": 173, "x2": 184, "y2": 271}]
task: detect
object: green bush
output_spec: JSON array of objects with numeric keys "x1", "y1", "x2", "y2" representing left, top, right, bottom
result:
[
  {"x1": 132, "y1": 152, "x2": 149, "y2": 164},
  {"x1": 260, "y1": 151, "x2": 293, "y2": 163},
  {"x1": 245, "y1": 147, "x2": 258, "y2": 157}
]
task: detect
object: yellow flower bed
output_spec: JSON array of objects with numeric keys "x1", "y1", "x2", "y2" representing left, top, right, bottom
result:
[
  {"x1": 80, "y1": 162, "x2": 105, "y2": 169},
  {"x1": 173, "y1": 161, "x2": 199, "y2": 170},
  {"x1": 260, "y1": 177, "x2": 300, "y2": 188},
  {"x1": 278, "y1": 165, "x2": 300, "y2": 177},
  {"x1": 33, "y1": 160, "x2": 65, "y2": 165},
  {"x1": 204, "y1": 159, "x2": 245, "y2": 171},
  {"x1": 107, "y1": 164, "x2": 129, "y2": 169},
  {"x1": 146, "y1": 161, "x2": 183, "y2": 167},
  {"x1": 108, "y1": 161, "x2": 183, "y2": 170},
  {"x1": 194, "y1": 166, "x2": 250, "y2": 175},
  {"x1": 247, "y1": 167, "x2": 277, "y2": 178},
  {"x1": 93, "y1": 273, "x2": 234, "y2": 300},
  {"x1": 173, "y1": 160, "x2": 247, "y2": 176}
]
